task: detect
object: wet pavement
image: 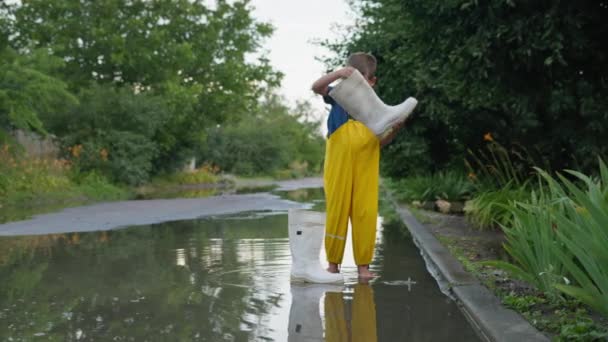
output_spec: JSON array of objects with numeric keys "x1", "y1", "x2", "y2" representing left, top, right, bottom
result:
[
  {"x1": 0, "y1": 179, "x2": 323, "y2": 236},
  {"x1": 0, "y1": 185, "x2": 480, "y2": 341}
]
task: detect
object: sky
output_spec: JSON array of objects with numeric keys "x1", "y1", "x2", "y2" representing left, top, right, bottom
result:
[{"x1": 249, "y1": 0, "x2": 355, "y2": 118}]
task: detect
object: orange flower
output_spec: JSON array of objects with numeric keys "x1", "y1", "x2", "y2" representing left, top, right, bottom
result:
[
  {"x1": 100, "y1": 148, "x2": 109, "y2": 161},
  {"x1": 468, "y1": 172, "x2": 477, "y2": 180},
  {"x1": 483, "y1": 132, "x2": 494, "y2": 142},
  {"x1": 71, "y1": 144, "x2": 83, "y2": 158},
  {"x1": 99, "y1": 231, "x2": 109, "y2": 242}
]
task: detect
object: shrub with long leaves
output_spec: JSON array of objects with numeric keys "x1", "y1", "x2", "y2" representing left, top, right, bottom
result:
[
  {"x1": 464, "y1": 183, "x2": 530, "y2": 230},
  {"x1": 388, "y1": 171, "x2": 473, "y2": 202},
  {"x1": 484, "y1": 189, "x2": 570, "y2": 297},
  {"x1": 484, "y1": 160, "x2": 608, "y2": 317},
  {"x1": 536, "y1": 161, "x2": 608, "y2": 318}
]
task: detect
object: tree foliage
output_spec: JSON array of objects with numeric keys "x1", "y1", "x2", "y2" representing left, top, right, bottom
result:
[
  {"x1": 322, "y1": 0, "x2": 608, "y2": 176},
  {"x1": 4, "y1": 0, "x2": 282, "y2": 170},
  {"x1": 0, "y1": 46, "x2": 77, "y2": 142}
]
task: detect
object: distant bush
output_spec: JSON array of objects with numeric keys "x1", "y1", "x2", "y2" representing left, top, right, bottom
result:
[
  {"x1": 200, "y1": 98, "x2": 324, "y2": 177},
  {"x1": 52, "y1": 85, "x2": 167, "y2": 185}
]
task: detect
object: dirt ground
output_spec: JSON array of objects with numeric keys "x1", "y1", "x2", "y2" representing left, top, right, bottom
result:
[{"x1": 412, "y1": 208, "x2": 539, "y2": 295}]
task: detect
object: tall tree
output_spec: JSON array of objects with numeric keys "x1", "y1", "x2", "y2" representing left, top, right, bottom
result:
[
  {"x1": 322, "y1": 0, "x2": 608, "y2": 176},
  {"x1": 5, "y1": 0, "x2": 281, "y2": 166},
  {"x1": 0, "y1": 47, "x2": 77, "y2": 143}
]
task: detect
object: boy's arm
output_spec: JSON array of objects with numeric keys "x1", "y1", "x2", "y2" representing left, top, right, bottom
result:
[{"x1": 311, "y1": 67, "x2": 355, "y2": 96}]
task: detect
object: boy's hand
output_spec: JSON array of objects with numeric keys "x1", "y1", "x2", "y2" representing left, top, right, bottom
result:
[
  {"x1": 311, "y1": 67, "x2": 356, "y2": 96},
  {"x1": 380, "y1": 121, "x2": 405, "y2": 147},
  {"x1": 339, "y1": 66, "x2": 356, "y2": 79}
]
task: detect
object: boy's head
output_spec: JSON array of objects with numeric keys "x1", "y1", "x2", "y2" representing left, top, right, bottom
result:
[{"x1": 346, "y1": 52, "x2": 377, "y2": 86}]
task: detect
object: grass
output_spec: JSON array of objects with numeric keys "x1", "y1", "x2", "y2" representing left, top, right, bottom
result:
[
  {"x1": 150, "y1": 166, "x2": 219, "y2": 186},
  {"x1": 0, "y1": 145, "x2": 231, "y2": 223},
  {"x1": 407, "y1": 206, "x2": 436, "y2": 224},
  {"x1": 0, "y1": 145, "x2": 130, "y2": 223},
  {"x1": 0, "y1": 170, "x2": 129, "y2": 224}
]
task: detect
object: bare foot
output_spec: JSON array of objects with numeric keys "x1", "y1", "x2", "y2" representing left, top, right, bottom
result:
[
  {"x1": 327, "y1": 263, "x2": 340, "y2": 274},
  {"x1": 357, "y1": 265, "x2": 377, "y2": 279}
]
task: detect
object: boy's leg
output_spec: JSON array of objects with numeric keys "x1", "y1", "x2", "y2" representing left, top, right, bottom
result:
[
  {"x1": 324, "y1": 123, "x2": 354, "y2": 267},
  {"x1": 350, "y1": 122, "x2": 380, "y2": 270}
]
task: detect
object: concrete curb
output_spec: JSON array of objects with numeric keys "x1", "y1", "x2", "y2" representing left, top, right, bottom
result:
[{"x1": 391, "y1": 200, "x2": 548, "y2": 342}]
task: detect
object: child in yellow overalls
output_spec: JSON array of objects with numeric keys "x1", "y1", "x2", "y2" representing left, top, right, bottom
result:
[{"x1": 312, "y1": 52, "x2": 403, "y2": 279}]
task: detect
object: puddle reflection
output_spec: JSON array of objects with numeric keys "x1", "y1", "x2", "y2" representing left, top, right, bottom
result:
[
  {"x1": 0, "y1": 207, "x2": 479, "y2": 341},
  {"x1": 288, "y1": 283, "x2": 378, "y2": 342},
  {"x1": 325, "y1": 284, "x2": 377, "y2": 342}
]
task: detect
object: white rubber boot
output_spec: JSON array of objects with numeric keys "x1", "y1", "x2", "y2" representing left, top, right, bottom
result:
[
  {"x1": 329, "y1": 69, "x2": 418, "y2": 140},
  {"x1": 288, "y1": 283, "x2": 343, "y2": 342},
  {"x1": 288, "y1": 209, "x2": 343, "y2": 284}
]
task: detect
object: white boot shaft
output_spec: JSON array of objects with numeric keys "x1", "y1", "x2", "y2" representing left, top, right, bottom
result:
[
  {"x1": 329, "y1": 69, "x2": 418, "y2": 139},
  {"x1": 288, "y1": 209, "x2": 343, "y2": 284},
  {"x1": 288, "y1": 209, "x2": 324, "y2": 267}
]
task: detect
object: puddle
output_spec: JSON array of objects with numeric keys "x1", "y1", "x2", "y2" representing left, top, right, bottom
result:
[{"x1": 0, "y1": 191, "x2": 480, "y2": 341}]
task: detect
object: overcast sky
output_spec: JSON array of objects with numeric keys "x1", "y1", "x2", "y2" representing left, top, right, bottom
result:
[{"x1": 249, "y1": 0, "x2": 354, "y2": 118}]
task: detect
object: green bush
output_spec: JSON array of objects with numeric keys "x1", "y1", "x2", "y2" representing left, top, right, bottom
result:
[
  {"x1": 74, "y1": 171, "x2": 128, "y2": 200},
  {"x1": 200, "y1": 97, "x2": 324, "y2": 177},
  {"x1": 388, "y1": 171, "x2": 473, "y2": 202},
  {"x1": 203, "y1": 119, "x2": 289, "y2": 176},
  {"x1": 381, "y1": 131, "x2": 433, "y2": 177},
  {"x1": 54, "y1": 85, "x2": 166, "y2": 185},
  {"x1": 158, "y1": 168, "x2": 218, "y2": 186},
  {"x1": 464, "y1": 184, "x2": 531, "y2": 230}
]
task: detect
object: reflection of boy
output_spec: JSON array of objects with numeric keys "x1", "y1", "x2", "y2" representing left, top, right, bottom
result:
[
  {"x1": 312, "y1": 52, "x2": 402, "y2": 278},
  {"x1": 324, "y1": 284, "x2": 377, "y2": 342}
]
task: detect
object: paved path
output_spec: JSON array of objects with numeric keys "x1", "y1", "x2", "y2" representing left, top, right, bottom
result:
[{"x1": 0, "y1": 178, "x2": 324, "y2": 236}]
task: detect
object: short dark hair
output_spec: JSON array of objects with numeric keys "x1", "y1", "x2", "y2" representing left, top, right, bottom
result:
[{"x1": 346, "y1": 52, "x2": 377, "y2": 79}]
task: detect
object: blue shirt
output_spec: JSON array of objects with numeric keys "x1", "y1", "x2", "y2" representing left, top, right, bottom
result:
[{"x1": 323, "y1": 87, "x2": 351, "y2": 138}]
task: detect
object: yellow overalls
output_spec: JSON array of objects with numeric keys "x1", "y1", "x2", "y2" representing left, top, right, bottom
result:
[{"x1": 324, "y1": 120, "x2": 380, "y2": 266}]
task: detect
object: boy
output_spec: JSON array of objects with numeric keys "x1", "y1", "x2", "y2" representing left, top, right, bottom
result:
[{"x1": 311, "y1": 52, "x2": 403, "y2": 279}]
